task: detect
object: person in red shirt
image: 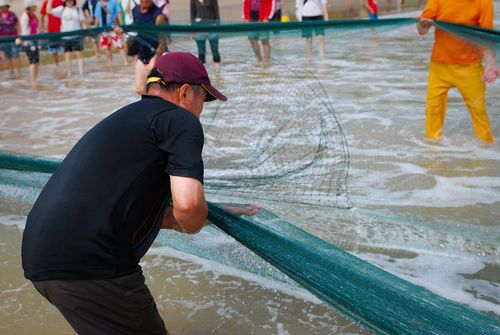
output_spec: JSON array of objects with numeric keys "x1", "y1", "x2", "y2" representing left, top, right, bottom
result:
[
  {"x1": 242, "y1": 0, "x2": 274, "y2": 63},
  {"x1": 40, "y1": 0, "x2": 63, "y2": 67},
  {"x1": 364, "y1": 0, "x2": 378, "y2": 20}
]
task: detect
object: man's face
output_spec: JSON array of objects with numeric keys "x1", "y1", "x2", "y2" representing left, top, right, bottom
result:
[
  {"x1": 181, "y1": 85, "x2": 206, "y2": 117},
  {"x1": 140, "y1": 0, "x2": 153, "y2": 8}
]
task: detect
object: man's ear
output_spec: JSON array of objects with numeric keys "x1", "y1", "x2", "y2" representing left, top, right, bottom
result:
[{"x1": 179, "y1": 84, "x2": 190, "y2": 101}]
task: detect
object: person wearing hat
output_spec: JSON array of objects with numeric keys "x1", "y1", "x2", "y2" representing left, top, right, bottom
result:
[
  {"x1": 22, "y1": 52, "x2": 227, "y2": 335},
  {"x1": 0, "y1": 0, "x2": 22, "y2": 79},
  {"x1": 17, "y1": 0, "x2": 40, "y2": 84}
]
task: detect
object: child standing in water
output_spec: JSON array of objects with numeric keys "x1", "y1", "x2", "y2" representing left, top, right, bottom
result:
[
  {"x1": 17, "y1": 0, "x2": 40, "y2": 84},
  {"x1": 94, "y1": 0, "x2": 127, "y2": 66},
  {"x1": 296, "y1": 0, "x2": 329, "y2": 60},
  {"x1": 48, "y1": 0, "x2": 87, "y2": 79}
]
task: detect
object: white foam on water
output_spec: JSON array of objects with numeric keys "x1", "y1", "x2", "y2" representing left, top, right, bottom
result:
[
  {"x1": 355, "y1": 251, "x2": 500, "y2": 315},
  {"x1": 0, "y1": 215, "x2": 26, "y2": 230},
  {"x1": 147, "y1": 245, "x2": 322, "y2": 305}
]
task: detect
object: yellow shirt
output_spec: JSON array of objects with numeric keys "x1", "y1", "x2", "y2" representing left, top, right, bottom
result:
[{"x1": 421, "y1": 0, "x2": 494, "y2": 65}]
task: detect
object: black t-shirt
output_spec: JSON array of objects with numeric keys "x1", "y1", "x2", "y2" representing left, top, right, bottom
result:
[{"x1": 22, "y1": 96, "x2": 204, "y2": 281}]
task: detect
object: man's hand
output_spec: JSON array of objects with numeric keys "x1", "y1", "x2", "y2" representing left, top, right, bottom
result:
[
  {"x1": 223, "y1": 204, "x2": 262, "y2": 216},
  {"x1": 482, "y1": 62, "x2": 498, "y2": 84},
  {"x1": 112, "y1": 25, "x2": 123, "y2": 35},
  {"x1": 417, "y1": 17, "x2": 433, "y2": 35}
]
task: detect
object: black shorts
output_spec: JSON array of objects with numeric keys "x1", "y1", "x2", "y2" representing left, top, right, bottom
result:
[
  {"x1": 270, "y1": 8, "x2": 281, "y2": 22},
  {"x1": 302, "y1": 15, "x2": 325, "y2": 38},
  {"x1": 24, "y1": 43, "x2": 39, "y2": 64},
  {"x1": 63, "y1": 37, "x2": 84, "y2": 52},
  {"x1": 127, "y1": 38, "x2": 139, "y2": 56},
  {"x1": 138, "y1": 44, "x2": 157, "y2": 64},
  {"x1": 33, "y1": 271, "x2": 166, "y2": 335}
]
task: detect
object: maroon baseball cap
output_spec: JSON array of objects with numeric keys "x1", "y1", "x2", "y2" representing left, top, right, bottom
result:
[{"x1": 150, "y1": 52, "x2": 227, "y2": 102}]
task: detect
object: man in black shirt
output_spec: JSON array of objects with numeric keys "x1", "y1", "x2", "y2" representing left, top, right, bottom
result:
[{"x1": 21, "y1": 52, "x2": 227, "y2": 335}]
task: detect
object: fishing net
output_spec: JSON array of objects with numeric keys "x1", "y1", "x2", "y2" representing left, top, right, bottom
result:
[
  {"x1": 201, "y1": 59, "x2": 351, "y2": 208},
  {"x1": 1, "y1": 9, "x2": 500, "y2": 335}
]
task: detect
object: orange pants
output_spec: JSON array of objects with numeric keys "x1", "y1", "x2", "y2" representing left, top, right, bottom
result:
[{"x1": 425, "y1": 61, "x2": 494, "y2": 143}]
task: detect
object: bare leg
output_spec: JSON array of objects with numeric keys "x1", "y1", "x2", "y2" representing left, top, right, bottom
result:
[
  {"x1": 52, "y1": 52, "x2": 60, "y2": 67},
  {"x1": 65, "y1": 52, "x2": 72, "y2": 78},
  {"x1": 317, "y1": 35, "x2": 325, "y2": 60},
  {"x1": 76, "y1": 51, "x2": 84, "y2": 77},
  {"x1": 134, "y1": 57, "x2": 155, "y2": 95},
  {"x1": 5, "y1": 58, "x2": 14, "y2": 77},
  {"x1": 29, "y1": 63, "x2": 38, "y2": 84},
  {"x1": 261, "y1": 39, "x2": 271, "y2": 64},
  {"x1": 214, "y1": 62, "x2": 221, "y2": 72},
  {"x1": 306, "y1": 37, "x2": 313, "y2": 60},
  {"x1": 13, "y1": 56, "x2": 21, "y2": 78},
  {"x1": 105, "y1": 48, "x2": 112, "y2": 66},
  {"x1": 250, "y1": 40, "x2": 262, "y2": 62},
  {"x1": 94, "y1": 40, "x2": 100, "y2": 58},
  {"x1": 121, "y1": 49, "x2": 128, "y2": 66}
]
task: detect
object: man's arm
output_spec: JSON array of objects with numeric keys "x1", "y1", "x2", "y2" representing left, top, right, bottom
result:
[
  {"x1": 478, "y1": 0, "x2": 497, "y2": 83},
  {"x1": 155, "y1": 14, "x2": 167, "y2": 53},
  {"x1": 161, "y1": 176, "x2": 208, "y2": 234},
  {"x1": 321, "y1": 1, "x2": 328, "y2": 20},
  {"x1": 280, "y1": 0, "x2": 289, "y2": 20},
  {"x1": 416, "y1": 0, "x2": 436, "y2": 36},
  {"x1": 40, "y1": 1, "x2": 47, "y2": 33}
]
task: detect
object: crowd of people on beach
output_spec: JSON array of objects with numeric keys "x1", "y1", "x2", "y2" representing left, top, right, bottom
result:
[{"x1": 0, "y1": 0, "x2": 413, "y2": 85}]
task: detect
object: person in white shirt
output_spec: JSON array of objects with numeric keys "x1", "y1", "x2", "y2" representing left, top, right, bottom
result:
[
  {"x1": 296, "y1": 0, "x2": 328, "y2": 60},
  {"x1": 48, "y1": 0, "x2": 86, "y2": 78},
  {"x1": 17, "y1": 0, "x2": 40, "y2": 84}
]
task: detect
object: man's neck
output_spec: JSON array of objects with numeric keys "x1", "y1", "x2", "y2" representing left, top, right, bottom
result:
[{"x1": 146, "y1": 86, "x2": 176, "y2": 104}]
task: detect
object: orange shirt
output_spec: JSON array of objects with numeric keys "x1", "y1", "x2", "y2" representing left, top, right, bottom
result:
[{"x1": 421, "y1": 0, "x2": 494, "y2": 65}]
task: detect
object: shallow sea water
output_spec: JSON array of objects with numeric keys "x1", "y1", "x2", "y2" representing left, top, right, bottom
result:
[{"x1": 0, "y1": 7, "x2": 499, "y2": 335}]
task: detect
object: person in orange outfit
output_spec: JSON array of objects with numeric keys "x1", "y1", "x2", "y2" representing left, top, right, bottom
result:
[{"x1": 417, "y1": 0, "x2": 498, "y2": 143}]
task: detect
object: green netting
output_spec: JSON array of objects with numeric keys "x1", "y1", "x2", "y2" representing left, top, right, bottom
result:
[
  {"x1": 433, "y1": 20, "x2": 500, "y2": 53},
  {"x1": 0, "y1": 18, "x2": 417, "y2": 44},
  {"x1": 207, "y1": 203, "x2": 500, "y2": 335},
  {"x1": 0, "y1": 151, "x2": 499, "y2": 334}
]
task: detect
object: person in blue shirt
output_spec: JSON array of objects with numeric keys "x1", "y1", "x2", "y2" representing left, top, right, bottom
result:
[
  {"x1": 131, "y1": 0, "x2": 166, "y2": 95},
  {"x1": 82, "y1": 0, "x2": 101, "y2": 57},
  {"x1": 94, "y1": 0, "x2": 127, "y2": 65}
]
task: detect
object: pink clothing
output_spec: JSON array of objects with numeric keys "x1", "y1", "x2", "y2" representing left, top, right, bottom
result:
[
  {"x1": 0, "y1": 11, "x2": 18, "y2": 36},
  {"x1": 28, "y1": 12, "x2": 38, "y2": 34},
  {"x1": 250, "y1": 0, "x2": 261, "y2": 11}
]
